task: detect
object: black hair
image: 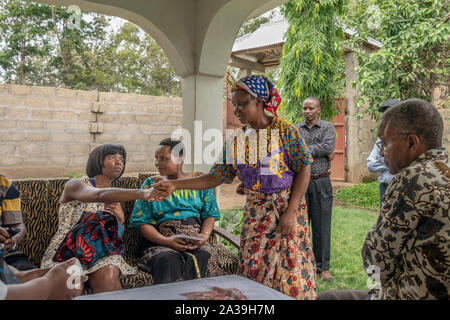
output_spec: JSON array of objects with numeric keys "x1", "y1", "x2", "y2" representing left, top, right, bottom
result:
[
  {"x1": 86, "y1": 144, "x2": 127, "y2": 178},
  {"x1": 159, "y1": 138, "x2": 184, "y2": 157},
  {"x1": 381, "y1": 98, "x2": 443, "y2": 149},
  {"x1": 303, "y1": 97, "x2": 321, "y2": 108}
]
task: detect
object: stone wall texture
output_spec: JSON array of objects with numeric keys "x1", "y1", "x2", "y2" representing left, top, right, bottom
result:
[{"x1": 0, "y1": 84, "x2": 182, "y2": 178}]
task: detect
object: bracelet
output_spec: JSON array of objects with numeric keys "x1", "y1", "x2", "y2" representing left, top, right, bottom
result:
[{"x1": 11, "y1": 237, "x2": 17, "y2": 251}]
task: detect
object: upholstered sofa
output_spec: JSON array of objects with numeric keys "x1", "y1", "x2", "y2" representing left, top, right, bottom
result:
[{"x1": 12, "y1": 173, "x2": 240, "y2": 294}]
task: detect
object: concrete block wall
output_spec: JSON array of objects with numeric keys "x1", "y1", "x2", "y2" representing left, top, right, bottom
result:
[
  {"x1": 0, "y1": 84, "x2": 182, "y2": 178},
  {"x1": 346, "y1": 91, "x2": 449, "y2": 183}
]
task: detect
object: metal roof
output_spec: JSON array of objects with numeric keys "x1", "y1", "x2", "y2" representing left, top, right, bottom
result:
[{"x1": 231, "y1": 18, "x2": 382, "y2": 69}]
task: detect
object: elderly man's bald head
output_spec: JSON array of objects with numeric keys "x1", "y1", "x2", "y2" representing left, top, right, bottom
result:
[{"x1": 379, "y1": 99, "x2": 443, "y2": 149}]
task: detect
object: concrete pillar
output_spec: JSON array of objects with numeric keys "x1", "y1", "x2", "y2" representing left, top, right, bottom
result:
[{"x1": 180, "y1": 74, "x2": 224, "y2": 173}]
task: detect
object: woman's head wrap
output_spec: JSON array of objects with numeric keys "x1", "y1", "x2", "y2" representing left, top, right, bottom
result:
[{"x1": 232, "y1": 74, "x2": 281, "y2": 116}]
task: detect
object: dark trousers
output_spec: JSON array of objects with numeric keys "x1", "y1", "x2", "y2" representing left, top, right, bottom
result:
[
  {"x1": 304, "y1": 176, "x2": 333, "y2": 273},
  {"x1": 379, "y1": 183, "x2": 388, "y2": 209},
  {"x1": 5, "y1": 253, "x2": 36, "y2": 271}
]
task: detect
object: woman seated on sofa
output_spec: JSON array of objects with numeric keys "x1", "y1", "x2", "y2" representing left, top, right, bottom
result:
[
  {"x1": 41, "y1": 143, "x2": 168, "y2": 294},
  {"x1": 129, "y1": 138, "x2": 225, "y2": 284}
]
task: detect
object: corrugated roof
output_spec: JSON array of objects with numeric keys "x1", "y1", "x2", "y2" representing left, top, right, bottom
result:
[{"x1": 232, "y1": 18, "x2": 382, "y2": 53}]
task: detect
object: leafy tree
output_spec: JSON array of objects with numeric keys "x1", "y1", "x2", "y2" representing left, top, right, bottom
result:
[
  {"x1": 0, "y1": 0, "x2": 181, "y2": 96},
  {"x1": 344, "y1": 0, "x2": 449, "y2": 116},
  {"x1": 278, "y1": 0, "x2": 347, "y2": 123},
  {"x1": 237, "y1": 10, "x2": 276, "y2": 38},
  {"x1": 0, "y1": 0, "x2": 53, "y2": 84},
  {"x1": 112, "y1": 22, "x2": 180, "y2": 96}
]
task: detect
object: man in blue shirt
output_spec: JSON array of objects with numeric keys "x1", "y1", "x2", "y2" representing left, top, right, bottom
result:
[{"x1": 366, "y1": 99, "x2": 399, "y2": 208}]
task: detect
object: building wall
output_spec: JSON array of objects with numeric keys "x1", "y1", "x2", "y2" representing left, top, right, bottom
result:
[
  {"x1": 0, "y1": 84, "x2": 182, "y2": 178},
  {"x1": 344, "y1": 51, "x2": 449, "y2": 183},
  {"x1": 0, "y1": 82, "x2": 447, "y2": 181}
]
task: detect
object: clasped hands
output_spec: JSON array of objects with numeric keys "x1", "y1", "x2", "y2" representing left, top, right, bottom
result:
[{"x1": 145, "y1": 180, "x2": 176, "y2": 202}]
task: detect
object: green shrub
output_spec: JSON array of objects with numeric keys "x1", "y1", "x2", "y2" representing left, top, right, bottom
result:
[
  {"x1": 65, "y1": 172, "x2": 85, "y2": 179},
  {"x1": 335, "y1": 182, "x2": 380, "y2": 211},
  {"x1": 218, "y1": 208, "x2": 243, "y2": 255}
]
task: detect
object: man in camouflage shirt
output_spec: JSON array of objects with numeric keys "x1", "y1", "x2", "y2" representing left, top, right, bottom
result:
[{"x1": 319, "y1": 98, "x2": 449, "y2": 300}]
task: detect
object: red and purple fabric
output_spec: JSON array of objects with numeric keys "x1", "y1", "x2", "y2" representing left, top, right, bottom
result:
[{"x1": 54, "y1": 210, "x2": 124, "y2": 268}]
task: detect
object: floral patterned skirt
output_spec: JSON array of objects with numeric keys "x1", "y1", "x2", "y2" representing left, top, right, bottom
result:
[{"x1": 240, "y1": 188, "x2": 317, "y2": 300}]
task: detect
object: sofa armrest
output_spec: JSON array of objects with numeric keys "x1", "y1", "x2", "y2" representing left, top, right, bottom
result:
[{"x1": 212, "y1": 225, "x2": 240, "y2": 249}]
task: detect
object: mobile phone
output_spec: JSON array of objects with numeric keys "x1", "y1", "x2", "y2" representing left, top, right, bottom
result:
[
  {"x1": 173, "y1": 234, "x2": 204, "y2": 242},
  {"x1": 7, "y1": 227, "x2": 20, "y2": 237}
]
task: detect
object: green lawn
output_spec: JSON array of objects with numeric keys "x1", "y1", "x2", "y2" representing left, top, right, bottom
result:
[
  {"x1": 335, "y1": 182, "x2": 380, "y2": 211},
  {"x1": 219, "y1": 205, "x2": 379, "y2": 294},
  {"x1": 316, "y1": 206, "x2": 378, "y2": 293}
]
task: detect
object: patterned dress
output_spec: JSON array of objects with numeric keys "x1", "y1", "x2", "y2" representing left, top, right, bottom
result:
[
  {"x1": 362, "y1": 148, "x2": 450, "y2": 300},
  {"x1": 210, "y1": 116, "x2": 318, "y2": 300},
  {"x1": 129, "y1": 174, "x2": 225, "y2": 284},
  {"x1": 41, "y1": 179, "x2": 137, "y2": 276}
]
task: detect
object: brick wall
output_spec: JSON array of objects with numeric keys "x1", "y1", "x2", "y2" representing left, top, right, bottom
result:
[{"x1": 0, "y1": 84, "x2": 182, "y2": 178}]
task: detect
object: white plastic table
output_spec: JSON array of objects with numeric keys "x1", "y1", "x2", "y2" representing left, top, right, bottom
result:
[{"x1": 76, "y1": 275, "x2": 294, "y2": 300}]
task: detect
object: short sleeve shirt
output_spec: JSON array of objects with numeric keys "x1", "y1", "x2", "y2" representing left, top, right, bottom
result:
[{"x1": 0, "y1": 175, "x2": 22, "y2": 226}]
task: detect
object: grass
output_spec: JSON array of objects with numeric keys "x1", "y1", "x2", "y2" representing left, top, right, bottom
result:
[
  {"x1": 335, "y1": 181, "x2": 380, "y2": 211},
  {"x1": 316, "y1": 206, "x2": 378, "y2": 293},
  {"x1": 219, "y1": 205, "x2": 379, "y2": 294}
]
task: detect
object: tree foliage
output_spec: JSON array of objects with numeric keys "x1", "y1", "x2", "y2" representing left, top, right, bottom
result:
[
  {"x1": 344, "y1": 0, "x2": 449, "y2": 117},
  {"x1": 0, "y1": 0, "x2": 180, "y2": 96},
  {"x1": 278, "y1": 0, "x2": 346, "y2": 123},
  {"x1": 237, "y1": 10, "x2": 276, "y2": 38}
]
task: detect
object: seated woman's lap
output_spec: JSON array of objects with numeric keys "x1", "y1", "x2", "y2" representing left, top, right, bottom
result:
[{"x1": 138, "y1": 246, "x2": 212, "y2": 285}]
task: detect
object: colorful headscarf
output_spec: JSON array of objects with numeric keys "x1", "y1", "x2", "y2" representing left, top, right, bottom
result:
[{"x1": 233, "y1": 74, "x2": 281, "y2": 116}]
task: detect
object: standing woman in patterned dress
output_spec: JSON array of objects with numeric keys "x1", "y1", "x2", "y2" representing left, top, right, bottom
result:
[
  {"x1": 41, "y1": 144, "x2": 168, "y2": 294},
  {"x1": 153, "y1": 75, "x2": 317, "y2": 299}
]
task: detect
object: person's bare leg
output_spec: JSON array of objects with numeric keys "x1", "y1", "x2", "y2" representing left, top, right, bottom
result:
[{"x1": 88, "y1": 265, "x2": 121, "y2": 294}]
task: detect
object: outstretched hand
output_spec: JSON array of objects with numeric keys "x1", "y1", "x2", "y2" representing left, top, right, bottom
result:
[
  {"x1": 142, "y1": 185, "x2": 171, "y2": 202},
  {"x1": 152, "y1": 180, "x2": 176, "y2": 195}
]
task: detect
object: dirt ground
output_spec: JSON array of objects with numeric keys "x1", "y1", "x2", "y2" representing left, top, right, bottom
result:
[{"x1": 217, "y1": 179, "x2": 355, "y2": 211}]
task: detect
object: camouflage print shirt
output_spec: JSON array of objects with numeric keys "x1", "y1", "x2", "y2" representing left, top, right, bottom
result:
[{"x1": 362, "y1": 147, "x2": 450, "y2": 300}]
